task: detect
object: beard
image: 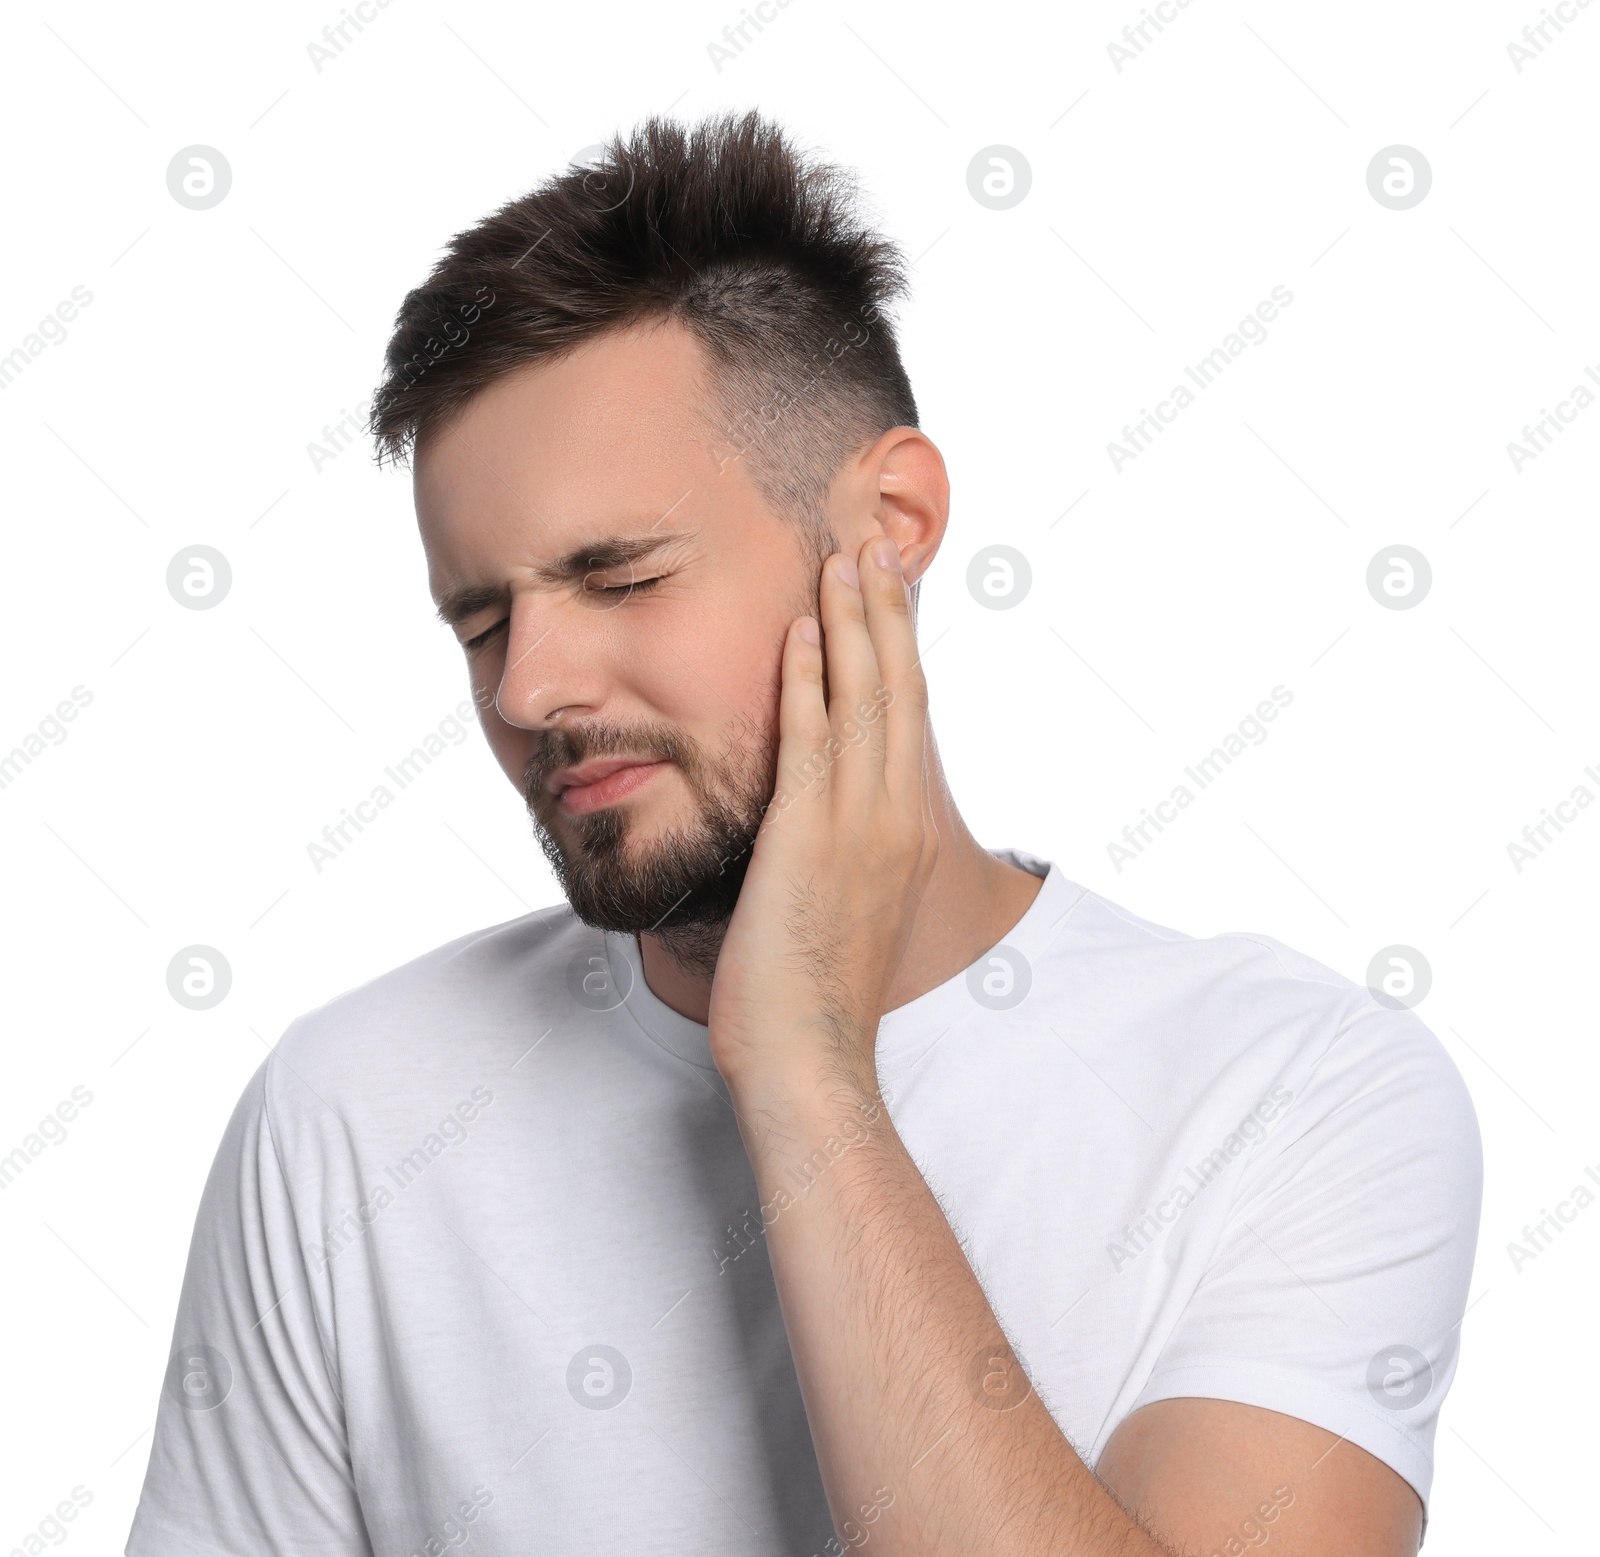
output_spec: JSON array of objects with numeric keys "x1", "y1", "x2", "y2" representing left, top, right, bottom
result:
[
  {"x1": 522, "y1": 710, "x2": 777, "y2": 969},
  {"x1": 521, "y1": 537, "x2": 831, "y2": 976}
]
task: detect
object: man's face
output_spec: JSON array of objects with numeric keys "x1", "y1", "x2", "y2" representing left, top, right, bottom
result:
[{"x1": 413, "y1": 320, "x2": 825, "y2": 934}]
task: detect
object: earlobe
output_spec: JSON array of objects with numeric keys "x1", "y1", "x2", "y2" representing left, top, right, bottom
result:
[{"x1": 883, "y1": 532, "x2": 938, "y2": 591}]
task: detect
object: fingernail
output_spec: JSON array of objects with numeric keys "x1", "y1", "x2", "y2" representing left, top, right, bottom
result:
[
  {"x1": 833, "y1": 554, "x2": 860, "y2": 589},
  {"x1": 798, "y1": 618, "x2": 820, "y2": 644},
  {"x1": 872, "y1": 537, "x2": 900, "y2": 571}
]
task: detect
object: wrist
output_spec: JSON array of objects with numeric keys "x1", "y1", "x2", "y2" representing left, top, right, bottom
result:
[
  {"x1": 720, "y1": 1040, "x2": 878, "y2": 1113},
  {"x1": 711, "y1": 1009, "x2": 879, "y2": 1100},
  {"x1": 724, "y1": 1052, "x2": 892, "y2": 1162}
]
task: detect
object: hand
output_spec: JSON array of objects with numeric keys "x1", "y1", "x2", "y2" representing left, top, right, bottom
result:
[{"x1": 705, "y1": 534, "x2": 938, "y2": 1099}]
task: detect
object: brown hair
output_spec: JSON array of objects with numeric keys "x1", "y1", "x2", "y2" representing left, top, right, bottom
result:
[{"x1": 369, "y1": 109, "x2": 919, "y2": 564}]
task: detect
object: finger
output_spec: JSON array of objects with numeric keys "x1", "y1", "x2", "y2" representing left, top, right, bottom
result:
[
  {"x1": 768, "y1": 615, "x2": 833, "y2": 819},
  {"x1": 817, "y1": 550, "x2": 888, "y2": 783},
  {"x1": 857, "y1": 535, "x2": 929, "y2": 795}
]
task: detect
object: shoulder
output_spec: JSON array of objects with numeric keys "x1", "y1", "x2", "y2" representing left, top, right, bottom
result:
[
  {"x1": 262, "y1": 901, "x2": 589, "y2": 1115},
  {"x1": 1039, "y1": 871, "x2": 1480, "y2": 1165},
  {"x1": 1060, "y1": 879, "x2": 1365, "y2": 1007}
]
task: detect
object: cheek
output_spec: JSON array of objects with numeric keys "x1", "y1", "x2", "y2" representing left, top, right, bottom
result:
[
  {"x1": 637, "y1": 610, "x2": 787, "y2": 737},
  {"x1": 486, "y1": 721, "x2": 534, "y2": 790},
  {"x1": 461, "y1": 684, "x2": 530, "y2": 780}
]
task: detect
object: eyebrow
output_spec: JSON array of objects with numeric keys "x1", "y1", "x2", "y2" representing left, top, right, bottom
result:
[{"x1": 433, "y1": 529, "x2": 694, "y2": 628}]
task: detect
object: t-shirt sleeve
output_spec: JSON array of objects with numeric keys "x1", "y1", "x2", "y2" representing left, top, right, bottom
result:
[
  {"x1": 126, "y1": 1055, "x2": 372, "y2": 1556},
  {"x1": 1125, "y1": 996, "x2": 1483, "y2": 1515}
]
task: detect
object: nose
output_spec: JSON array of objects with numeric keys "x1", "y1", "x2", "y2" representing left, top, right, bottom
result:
[{"x1": 490, "y1": 592, "x2": 610, "y2": 731}]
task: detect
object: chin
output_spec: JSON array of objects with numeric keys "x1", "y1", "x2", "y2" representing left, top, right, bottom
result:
[{"x1": 534, "y1": 802, "x2": 758, "y2": 935}]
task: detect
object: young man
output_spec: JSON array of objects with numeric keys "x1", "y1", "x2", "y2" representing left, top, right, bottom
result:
[{"x1": 128, "y1": 111, "x2": 1481, "y2": 1557}]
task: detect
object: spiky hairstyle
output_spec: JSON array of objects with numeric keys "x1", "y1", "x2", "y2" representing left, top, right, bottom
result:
[{"x1": 369, "y1": 110, "x2": 919, "y2": 561}]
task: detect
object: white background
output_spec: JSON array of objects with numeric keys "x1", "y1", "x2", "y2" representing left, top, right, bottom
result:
[{"x1": 1, "y1": 0, "x2": 1594, "y2": 1550}]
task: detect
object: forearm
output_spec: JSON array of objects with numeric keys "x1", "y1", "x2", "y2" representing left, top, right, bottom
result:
[{"x1": 728, "y1": 1061, "x2": 1168, "y2": 1557}]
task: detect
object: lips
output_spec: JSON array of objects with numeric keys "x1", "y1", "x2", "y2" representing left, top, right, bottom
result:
[{"x1": 548, "y1": 758, "x2": 670, "y2": 816}]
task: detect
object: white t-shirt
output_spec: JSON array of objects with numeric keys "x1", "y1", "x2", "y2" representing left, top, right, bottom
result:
[{"x1": 127, "y1": 850, "x2": 1481, "y2": 1557}]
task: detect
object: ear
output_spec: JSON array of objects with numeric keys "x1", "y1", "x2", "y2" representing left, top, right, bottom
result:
[{"x1": 859, "y1": 428, "x2": 950, "y2": 586}]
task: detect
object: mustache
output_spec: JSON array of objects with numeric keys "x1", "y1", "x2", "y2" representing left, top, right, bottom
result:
[{"x1": 521, "y1": 719, "x2": 702, "y2": 810}]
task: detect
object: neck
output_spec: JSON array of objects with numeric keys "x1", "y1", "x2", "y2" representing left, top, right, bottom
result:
[{"x1": 638, "y1": 724, "x2": 1044, "y2": 1027}]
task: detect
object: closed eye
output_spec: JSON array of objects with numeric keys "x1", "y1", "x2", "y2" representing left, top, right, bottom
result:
[
  {"x1": 461, "y1": 575, "x2": 666, "y2": 651},
  {"x1": 584, "y1": 574, "x2": 666, "y2": 600}
]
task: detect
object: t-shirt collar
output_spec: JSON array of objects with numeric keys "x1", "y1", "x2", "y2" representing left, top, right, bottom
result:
[{"x1": 602, "y1": 848, "x2": 1086, "y2": 1074}]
